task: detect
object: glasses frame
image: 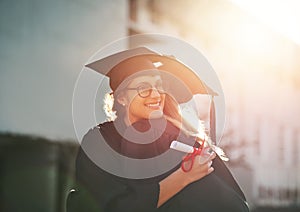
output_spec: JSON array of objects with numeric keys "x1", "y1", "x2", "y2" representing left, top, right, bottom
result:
[{"x1": 125, "y1": 83, "x2": 166, "y2": 98}]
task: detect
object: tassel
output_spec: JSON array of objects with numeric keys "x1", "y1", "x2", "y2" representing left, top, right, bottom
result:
[{"x1": 210, "y1": 96, "x2": 216, "y2": 145}]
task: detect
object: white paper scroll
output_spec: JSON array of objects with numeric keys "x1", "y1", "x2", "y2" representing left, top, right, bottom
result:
[
  {"x1": 170, "y1": 140, "x2": 215, "y2": 164},
  {"x1": 170, "y1": 141, "x2": 194, "y2": 153}
]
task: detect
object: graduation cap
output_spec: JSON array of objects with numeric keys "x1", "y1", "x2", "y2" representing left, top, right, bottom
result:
[{"x1": 85, "y1": 47, "x2": 218, "y2": 144}]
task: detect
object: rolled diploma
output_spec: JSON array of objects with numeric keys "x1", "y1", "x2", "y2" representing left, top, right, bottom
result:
[
  {"x1": 170, "y1": 141, "x2": 211, "y2": 164},
  {"x1": 170, "y1": 141, "x2": 194, "y2": 153}
]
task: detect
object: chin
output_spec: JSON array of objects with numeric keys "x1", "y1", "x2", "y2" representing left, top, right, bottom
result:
[{"x1": 148, "y1": 110, "x2": 164, "y2": 119}]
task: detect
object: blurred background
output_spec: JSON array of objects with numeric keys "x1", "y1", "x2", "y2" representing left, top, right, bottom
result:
[{"x1": 0, "y1": 0, "x2": 299, "y2": 211}]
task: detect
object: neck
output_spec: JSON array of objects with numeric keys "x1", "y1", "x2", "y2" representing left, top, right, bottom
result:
[{"x1": 123, "y1": 115, "x2": 131, "y2": 126}]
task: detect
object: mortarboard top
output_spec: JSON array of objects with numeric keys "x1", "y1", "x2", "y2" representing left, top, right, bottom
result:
[{"x1": 85, "y1": 47, "x2": 217, "y2": 104}]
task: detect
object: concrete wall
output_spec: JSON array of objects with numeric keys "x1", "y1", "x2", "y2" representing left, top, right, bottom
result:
[{"x1": 0, "y1": 0, "x2": 127, "y2": 140}]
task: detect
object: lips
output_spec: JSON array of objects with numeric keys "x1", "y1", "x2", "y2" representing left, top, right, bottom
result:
[{"x1": 145, "y1": 101, "x2": 161, "y2": 109}]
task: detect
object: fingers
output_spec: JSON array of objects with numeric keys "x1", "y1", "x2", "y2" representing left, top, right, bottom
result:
[
  {"x1": 209, "y1": 151, "x2": 217, "y2": 160},
  {"x1": 207, "y1": 160, "x2": 213, "y2": 167},
  {"x1": 181, "y1": 152, "x2": 216, "y2": 175},
  {"x1": 207, "y1": 166, "x2": 214, "y2": 174},
  {"x1": 206, "y1": 152, "x2": 216, "y2": 168},
  {"x1": 197, "y1": 151, "x2": 216, "y2": 164},
  {"x1": 200, "y1": 152, "x2": 216, "y2": 175},
  {"x1": 179, "y1": 153, "x2": 215, "y2": 184},
  {"x1": 206, "y1": 155, "x2": 214, "y2": 171}
]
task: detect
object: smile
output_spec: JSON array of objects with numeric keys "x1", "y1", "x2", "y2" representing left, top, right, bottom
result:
[{"x1": 146, "y1": 102, "x2": 161, "y2": 108}]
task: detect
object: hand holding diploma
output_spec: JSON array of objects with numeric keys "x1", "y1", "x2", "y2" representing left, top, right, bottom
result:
[{"x1": 170, "y1": 141, "x2": 215, "y2": 172}]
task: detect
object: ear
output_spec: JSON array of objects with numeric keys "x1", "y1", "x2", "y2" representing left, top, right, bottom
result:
[{"x1": 116, "y1": 92, "x2": 127, "y2": 106}]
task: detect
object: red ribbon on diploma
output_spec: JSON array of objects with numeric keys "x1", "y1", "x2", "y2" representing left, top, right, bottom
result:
[{"x1": 181, "y1": 146, "x2": 203, "y2": 172}]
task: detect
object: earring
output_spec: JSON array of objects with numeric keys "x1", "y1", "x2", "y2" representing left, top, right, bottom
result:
[{"x1": 122, "y1": 103, "x2": 125, "y2": 106}]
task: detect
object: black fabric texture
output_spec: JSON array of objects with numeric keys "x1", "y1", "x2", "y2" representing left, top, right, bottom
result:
[{"x1": 67, "y1": 118, "x2": 249, "y2": 212}]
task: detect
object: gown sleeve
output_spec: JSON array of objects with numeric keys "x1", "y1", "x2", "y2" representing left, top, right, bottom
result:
[{"x1": 67, "y1": 128, "x2": 161, "y2": 212}]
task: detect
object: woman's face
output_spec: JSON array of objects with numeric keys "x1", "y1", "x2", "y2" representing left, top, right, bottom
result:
[{"x1": 118, "y1": 75, "x2": 166, "y2": 125}]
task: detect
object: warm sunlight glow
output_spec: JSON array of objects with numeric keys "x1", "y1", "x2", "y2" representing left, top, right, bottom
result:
[{"x1": 230, "y1": 0, "x2": 300, "y2": 45}]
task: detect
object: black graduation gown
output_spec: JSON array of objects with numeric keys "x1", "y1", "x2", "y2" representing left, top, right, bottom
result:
[{"x1": 67, "y1": 119, "x2": 249, "y2": 212}]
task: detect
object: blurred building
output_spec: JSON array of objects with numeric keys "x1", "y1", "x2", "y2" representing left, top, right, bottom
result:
[{"x1": 127, "y1": 0, "x2": 300, "y2": 209}]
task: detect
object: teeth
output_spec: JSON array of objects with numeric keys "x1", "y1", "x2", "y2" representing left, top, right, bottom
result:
[{"x1": 147, "y1": 102, "x2": 160, "y2": 107}]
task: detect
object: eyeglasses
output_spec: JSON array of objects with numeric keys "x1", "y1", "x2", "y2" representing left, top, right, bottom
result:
[{"x1": 125, "y1": 82, "x2": 166, "y2": 98}]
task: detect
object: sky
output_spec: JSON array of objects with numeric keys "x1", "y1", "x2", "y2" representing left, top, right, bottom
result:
[{"x1": 0, "y1": 0, "x2": 127, "y2": 140}]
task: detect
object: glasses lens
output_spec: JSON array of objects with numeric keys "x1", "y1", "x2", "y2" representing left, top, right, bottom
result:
[
  {"x1": 138, "y1": 84, "x2": 152, "y2": 97},
  {"x1": 136, "y1": 83, "x2": 166, "y2": 98}
]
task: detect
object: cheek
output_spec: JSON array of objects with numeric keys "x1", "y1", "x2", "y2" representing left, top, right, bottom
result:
[
  {"x1": 129, "y1": 100, "x2": 142, "y2": 110},
  {"x1": 127, "y1": 99, "x2": 149, "y2": 121},
  {"x1": 127, "y1": 96, "x2": 145, "y2": 114},
  {"x1": 127, "y1": 94, "x2": 142, "y2": 107}
]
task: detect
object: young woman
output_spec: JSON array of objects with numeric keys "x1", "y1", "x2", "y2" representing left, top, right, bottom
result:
[{"x1": 67, "y1": 47, "x2": 249, "y2": 212}]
